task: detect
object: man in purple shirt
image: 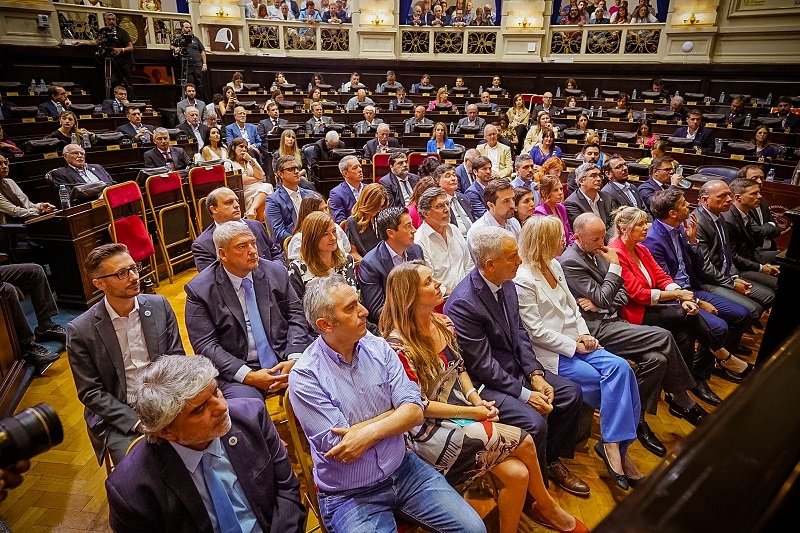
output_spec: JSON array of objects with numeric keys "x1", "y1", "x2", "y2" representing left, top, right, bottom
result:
[{"x1": 288, "y1": 276, "x2": 486, "y2": 533}]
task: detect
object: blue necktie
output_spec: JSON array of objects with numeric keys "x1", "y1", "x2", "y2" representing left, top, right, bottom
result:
[
  {"x1": 201, "y1": 453, "x2": 243, "y2": 533},
  {"x1": 241, "y1": 278, "x2": 278, "y2": 369}
]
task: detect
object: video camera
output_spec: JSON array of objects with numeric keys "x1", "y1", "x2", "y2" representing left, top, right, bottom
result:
[
  {"x1": 0, "y1": 404, "x2": 64, "y2": 469},
  {"x1": 95, "y1": 27, "x2": 118, "y2": 61},
  {"x1": 172, "y1": 33, "x2": 193, "y2": 58}
]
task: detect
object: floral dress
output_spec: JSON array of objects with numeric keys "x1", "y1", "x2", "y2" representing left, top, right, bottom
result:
[{"x1": 386, "y1": 322, "x2": 525, "y2": 490}]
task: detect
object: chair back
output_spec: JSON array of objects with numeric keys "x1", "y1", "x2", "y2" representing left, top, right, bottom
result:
[
  {"x1": 695, "y1": 165, "x2": 740, "y2": 183},
  {"x1": 284, "y1": 388, "x2": 324, "y2": 533},
  {"x1": 102, "y1": 182, "x2": 159, "y2": 285},
  {"x1": 145, "y1": 172, "x2": 196, "y2": 282},
  {"x1": 372, "y1": 152, "x2": 391, "y2": 179},
  {"x1": 188, "y1": 165, "x2": 227, "y2": 234},
  {"x1": 408, "y1": 152, "x2": 439, "y2": 174}
]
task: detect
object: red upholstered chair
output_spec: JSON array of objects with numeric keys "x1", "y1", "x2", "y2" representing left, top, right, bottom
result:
[
  {"x1": 188, "y1": 164, "x2": 227, "y2": 234},
  {"x1": 408, "y1": 152, "x2": 439, "y2": 174},
  {"x1": 145, "y1": 172, "x2": 196, "y2": 282},
  {"x1": 372, "y1": 152, "x2": 391, "y2": 181},
  {"x1": 103, "y1": 181, "x2": 159, "y2": 286}
]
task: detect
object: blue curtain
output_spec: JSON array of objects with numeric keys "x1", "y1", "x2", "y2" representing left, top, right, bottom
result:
[
  {"x1": 399, "y1": 1, "x2": 503, "y2": 25},
  {"x1": 176, "y1": 0, "x2": 189, "y2": 14},
  {"x1": 656, "y1": 0, "x2": 669, "y2": 22}
]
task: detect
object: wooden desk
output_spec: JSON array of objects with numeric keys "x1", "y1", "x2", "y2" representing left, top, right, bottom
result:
[{"x1": 2, "y1": 114, "x2": 162, "y2": 141}]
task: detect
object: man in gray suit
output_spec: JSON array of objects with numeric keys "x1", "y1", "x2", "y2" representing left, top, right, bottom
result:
[
  {"x1": 455, "y1": 104, "x2": 487, "y2": 134},
  {"x1": 184, "y1": 221, "x2": 311, "y2": 400},
  {"x1": 559, "y1": 213, "x2": 705, "y2": 456},
  {"x1": 564, "y1": 163, "x2": 615, "y2": 231},
  {"x1": 176, "y1": 83, "x2": 205, "y2": 124},
  {"x1": 66, "y1": 243, "x2": 184, "y2": 466}
]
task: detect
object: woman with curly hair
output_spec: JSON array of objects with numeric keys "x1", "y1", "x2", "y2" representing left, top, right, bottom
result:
[{"x1": 344, "y1": 182, "x2": 388, "y2": 259}]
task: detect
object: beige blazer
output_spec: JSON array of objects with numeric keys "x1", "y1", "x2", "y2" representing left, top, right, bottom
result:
[{"x1": 476, "y1": 142, "x2": 513, "y2": 178}]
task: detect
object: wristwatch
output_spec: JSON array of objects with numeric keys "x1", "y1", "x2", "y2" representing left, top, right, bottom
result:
[{"x1": 529, "y1": 370, "x2": 544, "y2": 380}]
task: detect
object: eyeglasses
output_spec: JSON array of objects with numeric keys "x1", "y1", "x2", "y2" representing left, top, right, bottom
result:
[
  {"x1": 95, "y1": 264, "x2": 140, "y2": 280},
  {"x1": 280, "y1": 166, "x2": 300, "y2": 173}
]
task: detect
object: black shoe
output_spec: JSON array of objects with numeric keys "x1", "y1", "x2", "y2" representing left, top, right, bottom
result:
[
  {"x1": 22, "y1": 343, "x2": 60, "y2": 374},
  {"x1": 690, "y1": 380, "x2": 722, "y2": 406},
  {"x1": 34, "y1": 323, "x2": 67, "y2": 344},
  {"x1": 636, "y1": 421, "x2": 666, "y2": 457},
  {"x1": 627, "y1": 475, "x2": 647, "y2": 488},
  {"x1": 712, "y1": 361, "x2": 754, "y2": 384},
  {"x1": 140, "y1": 278, "x2": 156, "y2": 294},
  {"x1": 666, "y1": 398, "x2": 708, "y2": 427},
  {"x1": 593, "y1": 441, "x2": 629, "y2": 491}
]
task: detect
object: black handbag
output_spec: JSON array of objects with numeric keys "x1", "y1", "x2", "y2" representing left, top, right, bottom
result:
[{"x1": 23, "y1": 137, "x2": 61, "y2": 153}]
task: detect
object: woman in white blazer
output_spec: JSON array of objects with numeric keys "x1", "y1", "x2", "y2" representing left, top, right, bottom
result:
[{"x1": 513, "y1": 215, "x2": 643, "y2": 491}]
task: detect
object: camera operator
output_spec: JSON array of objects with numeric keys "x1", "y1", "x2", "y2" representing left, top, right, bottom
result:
[
  {"x1": 95, "y1": 13, "x2": 134, "y2": 97},
  {"x1": 170, "y1": 21, "x2": 207, "y2": 99}
]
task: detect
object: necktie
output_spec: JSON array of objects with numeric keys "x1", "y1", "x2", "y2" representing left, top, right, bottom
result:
[
  {"x1": 714, "y1": 218, "x2": 731, "y2": 275},
  {"x1": 399, "y1": 179, "x2": 412, "y2": 201},
  {"x1": 0, "y1": 106, "x2": 4, "y2": 121},
  {"x1": 450, "y1": 197, "x2": 471, "y2": 231},
  {"x1": 623, "y1": 184, "x2": 638, "y2": 206},
  {"x1": 201, "y1": 453, "x2": 243, "y2": 533},
  {"x1": 240, "y1": 278, "x2": 278, "y2": 369},
  {"x1": 495, "y1": 288, "x2": 509, "y2": 328},
  {"x1": 56, "y1": 103, "x2": 63, "y2": 113}
]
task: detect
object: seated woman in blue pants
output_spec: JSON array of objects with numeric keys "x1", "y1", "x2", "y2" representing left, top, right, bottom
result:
[{"x1": 514, "y1": 215, "x2": 643, "y2": 491}]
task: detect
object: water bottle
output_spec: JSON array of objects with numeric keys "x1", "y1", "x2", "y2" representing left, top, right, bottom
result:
[
  {"x1": 449, "y1": 122, "x2": 455, "y2": 135},
  {"x1": 601, "y1": 129, "x2": 608, "y2": 143},
  {"x1": 29, "y1": 79, "x2": 36, "y2": 94},
  {"x1": 39, "y1": 79, "x2": 46, "y2": 94},
  {"x1": 376, "y1": 82, "x2": 381, "y2": 93},
  {"x1": 766, "y1": 168, "x2": 775, "y2": 182},
  {"x1": 744, "y1": 113, "x2": 752, "y2": 127},
  {"x1": 58, "y1": 184, "x2": 71, "y2": 210},
  {"x1": 675, "y1": 90, "x2": 680, "y2": 97},
  {"x1": 642, "y1": 107, "x2": 647, "y2": 121},
  {"x1": 70, "y1": 133, "x2": 78, "y2": 145},
  {"x1": 597, "y1": 106, "x2": 603, "y2": 117},
  {"x1": 766, "y1": 93, "x2": 773, "y2": 106},
  {"x1": 389, "y1": 99, "x2": 395, "y2": 111},
  {"x1": 81, "y1": 131, "x2": 91, "y2": 149},
  {"x1": 142, "y1": 130, "x2": 151, "y2": 143},
  {"x1": 632, "y1": 88, "x2": 637, "y2": 100},
  {"x1": 589, "y1": 106, "x2": 595, "y2": 117},
  {"x1": 715, "y1": 138, "x2": 723, "y2": 153},
  {"x1": 556, "y1": 87, "x2": 561, "y2": 98},
  {"x1": 719, "y1": 91, "x2": 726, "y2": 104},
  {"x1": 594, "y1": 87, "x2": 599, "y2": 98},
  {"x1": 340, "y1": 82, "x2": 345, "y2": 92},
  {"x1": 307, "y1": 82, "x2": 312, "y2": 93},
  {"x1": 478, "y1": 85, "x2": 483, "y2": 95},
  {"x1": 404, "y1": 121, "x2": 411, "y2": 134},
  {"x1": 675, "y1": 164, "x2": 684, "y2": 178}
]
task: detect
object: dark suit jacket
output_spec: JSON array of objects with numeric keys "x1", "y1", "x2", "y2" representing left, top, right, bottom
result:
[
  {"x1": 225, "y1": 122, "x2": 261, "y2": 147},
  {"x1": 66, "y1": 294, "x2": 184, "y2": 462},
  {"x1": 304, "y1": 115, "x2": 332, "y2": 134},
  {"x1": 177, "y1": 121, "x2": 208, "y2": 144},
  {"x1": 363, "y1": 137, "x2": 401, "y2": 161},
  {"x1": 532, "y1": 105, "x2": 560, "y2": 118},
  {"x1": 257, "y1": 117, "x2": 289, "y2": 143},
  {"x1": 601, "y1": 181, "x2": 648, "y2": 212},
  {"x1": 722, "y1": 207, "x2": 764, "y2": 272},
  {"x1": 455, "y1": 163, "x2": 471, "y2": 193},
  {"x1": 455, "y1": 117, "x2": 486, "y2": 134},
  {"x1": 379, "y1": 172, "x2": 419, "y2": 209},
  {"x1": 671, "y1": 126, "x2": 715, "y2": 151},
  {"x1": 49, "y1": 164, "x2": 113, "y2": 187},
  {"x1": 143, "y1": 146, "x2": 192, "y2": 170},
  {"x1": 307, "y1": 138, "x2": 345, "y2": 170},
  {"x1": 643, "y1": 219, "x2": 707, "y2": 291},
  {"x1": 265, "y1": 186, "x2": 311, "y2": 243},
  {"x1": 106, "y1": 398, "x2": 305, "y2": 533},
  {"x1": 185, "y1": 259, "x2": 311, "y2": 381},
  {"x1": 637, "y1": 178, "x2": 674, "y2": 210},
  {"x1": 101, "y1": 99, "x2": 128, "y2": 114},
  {"x1": 693, "y1": 207, "x2": 736, "y2": 288},
  {"x1": 726, "y1": 111, "x2": 746, "y2": 127},
  {"x1": 557, "y1": 243, "x2": 630, "y2": 333},
  {"x1": 38, "y1": 100, "x2": 63, "y2": 118},
  {"x1": 354, "y1": 118, "x2": 385, "y2": 135},
  {"x1": 358, "y1": 241, "x2": 424, "y2": 323},
  {"x1": 116, "y1": 122, "x2": 154, "y2": 140},
  {"x1": 465, "y1": 180, "x2": 486, "y2": 220},
  {"x1": 328, "y1": 181, "x2": 359, "y2": 224},
  {"x1": 564, "y1": 189, "x2": 614, "y2": 229},
  {"x1": 192, "y1": 218, "x2": 284, "y2": 273},
  {"x1": 773, "y1": 112, "x2": 800, "y2": 132},
  {"x1": 444, "y1": 269, "x2": 544, "y2": 399},
  {"x1": 750, "y1": 201, "x2": 780, "y2": 250},
  {"x1": 450, "y1": 191, "x2": 476, "y2": 224}
]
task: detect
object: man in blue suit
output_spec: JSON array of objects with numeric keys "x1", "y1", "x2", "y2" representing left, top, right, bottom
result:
[
  {"x1": 265, "y1": 155, "x2": 312, "y2": 243},
  {"x1": 445, "y1": 226, "x2": 589, "y2": 497},
  {"x1": 115, "y1": 105, "x2": 154, "y2": 143},
  {"x1": 465, "y1": 156, "x2": 493, "y2": 220},
  {"x1": 671, "y1": 109, "x2": 715, "y2": 152},
  {"x1": 328, "y1": 155, "x2": 364, "y2": 224},
  {"x1": 358, "y1": 207, "x2": 425, "y2": 323},
  {"x1": 38, "y1": 84, "x2": 71, "y2": 117},
  {"x1": 192, "y1": 187, "x2": 284, "y2": 272},
  {"x1": 185, "y1": 222, "x2": 311, "y2": 399},
  {"x1": 455, "y1": 148, "x2": 479, "y2": 193},
  {"x1": 225, "y1": 106, "x2": 261, "y2": 150},
  {"x1": 106, "y1": 355, "x2": 306, "y2": 533},
  {"x1": 638, "y1": 156, "x2": 681, "y2": 210},
  {"x1": 378, "y1": 152, "x2": 419, "y2": 209}
]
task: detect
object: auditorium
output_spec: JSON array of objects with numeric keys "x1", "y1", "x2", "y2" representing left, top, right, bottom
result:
[{"x1": 0, "y1": 1, "x2": 799, "y2": 531}]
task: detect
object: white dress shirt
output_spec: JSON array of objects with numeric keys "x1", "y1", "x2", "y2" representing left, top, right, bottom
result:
[
  {"x1": 104, "y1": 297, "x2": 150, "y2": 403},
  {"x1": 414, "y1": 221, "x2": 473, "y2": 295},
  {"x1": 467, "y1": 211, "x2": 522, "y2": 245}
]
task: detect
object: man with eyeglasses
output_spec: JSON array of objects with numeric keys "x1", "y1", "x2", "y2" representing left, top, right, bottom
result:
[
  {"x1": 38, "y1": 85, "x2": 72, "y2": 118},
  {"x1": 564, "y1": 163, "x2": 615, "y2": 231},
  {"x1": 66, "y1": 243, "x2": 184, "y2": 467},
  {"x1": 638, "y1": 156, "x2": 681, "y2": 210},
  {"x1": 49, "y1": 143, "x2": 113, "y2": 190},
  {"x1": 379, "y1": 152, "x2": 418, "y2": 209},
  {"x1": 266, "y1": 155, "x2": 312, "y2": 243}
]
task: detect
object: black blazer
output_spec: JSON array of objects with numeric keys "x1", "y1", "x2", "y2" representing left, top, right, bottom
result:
[
  {"x1": 101, "y1": 99, "x2": 127, "y2": 114},
  {"x1": 601, "y1": 181, "x2": 648, "y2": 212},
  {"x1": 693, "y1": 207, "x2": 736, "y2": 288},
  {"x1": 450, "y1": 191, "x2": 476, "y2": 224},
  {"x1": 257, "y1": 117, "x2": 289, "y2": 143},
  {"x1": 184, "y1": 259, "x2": 311, "y2": 381},
  {"x1": 564, "y1": 189, "x2": 615, "y2": 229},
  {"x1": 358, "y1": 241, "x2": 424, "y2": 324},
  {"x1": 49, "y1": 164, "x2": 113, "y2": 187},
  {"x1": 143, "y1": 146, "x2": 192, "y2": 170},
  {"x1": 378, "y1": 171, "x2": 419, "y2": 209},
  {"x1": 38, "y1": 100, "x2": 63, "y2": 117},
  {"x1": 106, "y1": 398, "x2": 306, "y2": 533},
  {"x1": 363, "y1": 137, "x2": 401, "y2": 161},
  {"x1": 722, "y1": 208, "x2": 764, "y2": 273},
  {"x1": 671, "y1": 126, "x2": 715, "y2": 151},
  {"x1": 192, "y1": 218, "x2": 284, "y2": 272},
  {"x1": 176, "y1": 121, "x2": 208, "y2": 143},
  {"x1": 115, "y1": 122, "x2": 154, "y2": 140}
]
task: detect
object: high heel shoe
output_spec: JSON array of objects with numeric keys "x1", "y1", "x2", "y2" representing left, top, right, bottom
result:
[
  {"x1": 529, "y1": 503, "x2": 590, "y2": 533},
  {"x1": 594, "y1": 441, "x2": 629, "y2": 491}
]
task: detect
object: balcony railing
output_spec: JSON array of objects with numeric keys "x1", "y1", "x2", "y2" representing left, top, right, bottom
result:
[
  {"x1": 246, "y1": 19, "x2": 351, "y2": 53},
  {"x1": 400, "y1": 26, "x2": 499, "y2": 56},
  {"x1": 548, "y1": 23, "x2": 665, "y2": 57}
]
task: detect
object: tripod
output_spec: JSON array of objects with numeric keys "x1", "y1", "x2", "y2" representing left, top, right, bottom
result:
[
  {"x1": 104, "y1": 56, "x2": 113, "y2": 101},
  {"x1": 178, "y1": 53, "x2": 190, "y2": 91}
]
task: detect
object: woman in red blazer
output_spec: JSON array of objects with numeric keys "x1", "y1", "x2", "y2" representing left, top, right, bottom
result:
[{"x1": 609, "y1": 207, "x2": 751, "y2": 377}]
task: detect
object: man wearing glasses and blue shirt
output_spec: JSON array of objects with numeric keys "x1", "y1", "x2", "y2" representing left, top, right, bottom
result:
[{"x1": 66, "y1": 243, "x2": 184, "y2": 467}]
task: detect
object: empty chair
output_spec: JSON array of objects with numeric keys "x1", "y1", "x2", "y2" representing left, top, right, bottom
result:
[
  {"x1": 103, "y1": 181, "x2": 159, "y2": 286},
  {"x1": 695, "y1": 165, "x2": 740, "y2": 182},
  {"x1": 145, "y1": 171, "x2": 197, "y2": 282}
]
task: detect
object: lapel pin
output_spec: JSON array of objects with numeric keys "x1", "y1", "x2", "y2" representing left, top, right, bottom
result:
[
  {"x1": 144, "y1": 310, "x2": 152, "y2": 317},
  {"x1": 228, "y1": 436, "x2": 238, "y2": 446}
]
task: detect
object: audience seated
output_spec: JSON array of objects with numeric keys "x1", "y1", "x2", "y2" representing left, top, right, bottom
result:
[
  {"x1": 345, "y1": 88, "x2": 374, "y2": 111},
  {"x1": 601, "y1": 155, "x2": 648, "y2": 211},
  {"x1": 0, "y1": 154, "x2": 55, "y2": 223},
  {"x1": 177, "y1": 106, "x2": 207, "y2": 150},
  {"x1": 445, "y1": 226, "x2": 588, "y2": 496},
  {"x1": 467, "y1": 179, "x2": 522, "y2": 244},
  {"x1": 265, "y1": 155, "x2": 313, "y2": 243},
  {"x1": 405, "y1": 106, "x2": 434, "y2": 132},
  {"x1": 115, "y1": 105, "x2": 154, "y2": 143},
  {"x1": 435, "y1": 163, "x2": 474, "y2": 238},
  {"x1": 426, "y1": 121, "x2": 456, "y2": 153},
  {"x1": 530, "y1": 129, "x2": 562, "y2": 166},
  {"x1": 345, "y1": 183, "x2": 387, "y2": 259},
  {"x1": 229, "y1": 137, "x2": 272, "y2": 219},
  {"x1": 772, "y1": 96, "x2": 800, "y2": 132},
  {"x1": 38, "y1": 84, "x2": 72, "y2": 117},
  {"x1": 533, "y1": 92, "x2": 559, "y2": 119},
  {"x1": 200, "y1": 125, "x2": 228, "y2": 161},
  {"x1": 185, "y1": 221, "x2": 311, "y2": 399},
  {"x1": 46, "y1": 111, "x2": 96, "y2": 149},
  {"x1": 638, "y1": 156, "x2": 680, "y2": 210},
  {"x1": 515, "y1": 217, "x2": 643, "y2": 489},
  {"x1": 382, "y1": 261, "x2": 588, "y2": 533},
  {"x1": 176, "y1": 83, "x2": 205, "y2": 124},
  {"x1": 288, "y1": 275, "x2": 486, "y2": 533},
  {"x1": 380, "y1": 152, "x2": 419, "y2": 209},
  {"x1": 101, "y1": 85, "x2": 129, "y2": 115},
  {"x1": 725, "y1": 96, "x2": 746, "y2": 127},
  {"x1": 363, "y1": 124, "x2": 401, "y2": 161},
  {"x1": 534, "y1": 173, "x2": 573, "y2": 245},
  {"x1": 225, "y1": 106, "x2": 261, "y2": 152},
  {"x1": 456, "y1": 104, "x2": 487, "y2": 135},
  {"x1": 477, "y1": 125, "x2": 512, "y2": 178},
  {"x1": 0, "y1": 124, "x2": 23, "y2": 158},
  {"x1": 105, "y1": 355, "x2": 306, "y2": 533},
  {"x1": 328, "y1": 155, "x2": 365, "y2": 223},
  {"x1": 737, "y1": 165, "x2": 780, "y2": 260},
  {"x1": 672, "y1": 109, "x2": 715, "y2": 152},
  {"x1": 455, "y1": 148, "x2": 479, "y2": 193},
  {"x1": 49, "y1": 143, "x2": 113, "y2": 188},
  {"x1": 353, "y1": 104, "x2": 384, "y2": 135},
  {"x1": 304, "y1": 101, "x2": 333, "y2": 135},
  {"x1": 478, "y1": 91, "x2": 499, "y2": 112},
  {"x1": 564, "y1": 163, "x2": 614, "y2": 230},
  {"x1": 510, "y1": 154, "x2": 539, "y2": 201},
  {"x1": 342, "y1": 71, "x2": 365, "y2": 93},
  {"x1": 192, "y1": 187, "x2": 284, "y2": 272},
  {"x1": 143, "y1": 128, "x2": 191, "y2": 170},
  {"x1": 257, "y1": 101, "x2": 289, "y2": 142},
  {"x1": 287, "y1": 192, "x2": 352, "y2": 261},
  {"x1": 523, "y1": 111, "x2": 558, "y2": 154},
  {"x1": 66, "y1": 243, "x2": 184, "y2": 466},
  {"x1": 750, "y1": 125, "x2": 780, "y2": 160},
  {"x1": 427, "y1": 87, "x2": 453, "y2": 112}
]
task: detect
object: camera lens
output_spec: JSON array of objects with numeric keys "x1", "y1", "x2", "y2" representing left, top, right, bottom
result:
[{"x1": 0, "y1": 403, "x2": 63, "y2": 469}]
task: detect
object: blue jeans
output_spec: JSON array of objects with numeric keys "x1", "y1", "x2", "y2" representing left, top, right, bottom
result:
[{"x1": 318, "y1": 451, "x2": 486, "y2": 533}]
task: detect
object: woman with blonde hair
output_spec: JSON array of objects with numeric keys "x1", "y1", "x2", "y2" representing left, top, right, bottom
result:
[
  {"x1": 273, "y1": 129, "x2": 307, "y2": 178},
  {"x1": 47, "y1": 110, "x2": 96, "y2": 147},
  {"x1": 288, "y1": 210, "x2": 356, "y2": 301},
  {"x1": 514, "y1": 216, "x2": 643, "y2": 491},
  {"x1": 229, "y1": 137, "x2": 273, "y2": 220},
  {"x1": 523, "y1": 111, "x2": 559, "y2": 153},
  {"x1": 534, "y1": 173, "x2": 574, "y2": 245},
  {"x1": 426, "y1": 121, "x2": 455, "y2": 152},
  {"x1": 382, "y1": 262, "x2": 587, "y2": 533},
  {"x1": 427, "y1": 87, "x2": 453, "y2": 111},
  {"x1": 507, "y1": 93, "x2": 530, "y2": 151},
  {"x1": 345, "y1": 182, "x2": 387, "y2": 260}
]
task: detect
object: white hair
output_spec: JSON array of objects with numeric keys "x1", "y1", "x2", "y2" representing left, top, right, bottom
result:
[
  {"x1": 338, "y1": 154, "x2": 359, "y2": 175},
  {"x1": 325, "y1": 130, "x2": 339, "y2": 143},
  {"x1": 212, "y1": 220, "x2": 254, "y2": 256},
  {"x1": 304, "y1": 274, "x2": 349, "y2": 333},
  {"x1": 469, "y1": 226, "x2": 515, "y2": 269}
]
